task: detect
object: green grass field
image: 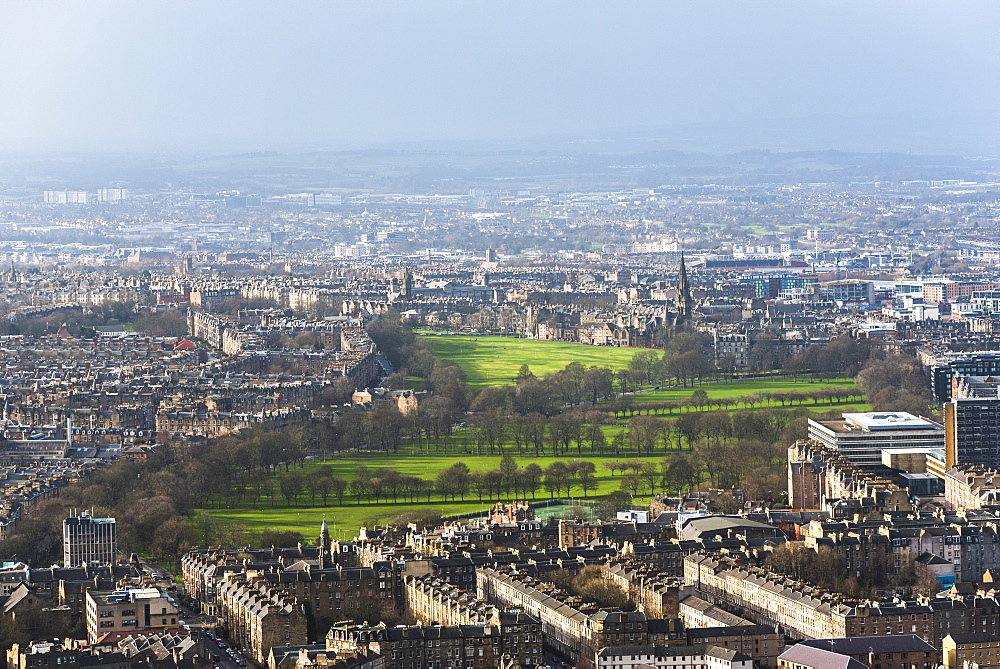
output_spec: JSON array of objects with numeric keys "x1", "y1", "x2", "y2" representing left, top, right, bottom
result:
[
  {"x1": 200, "y1": 453, "x2": 665, "y2": 535},
  {"x1": 420, "y1": 335, "x2": 639, "y2": 389},
  {"x1": 617, "y1": 377, "x2": 860, "y2": 404},
  {"x1": 279, "y1": 453, "x2": 669, "y2": 481},
  {"x1": 200, "y1": 363, "x2": 867, "y2": 538},
  {"x1": 206, "y1": 502, "x2": 492, "y2": 537}
]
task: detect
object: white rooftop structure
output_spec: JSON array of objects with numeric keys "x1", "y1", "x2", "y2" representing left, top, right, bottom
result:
[
  {"x1": 809, "y1": 412, "x2": 945, "y2": 465},
  {"x1": 842, "y1": 412, "x2": 939, "y2": 431}
]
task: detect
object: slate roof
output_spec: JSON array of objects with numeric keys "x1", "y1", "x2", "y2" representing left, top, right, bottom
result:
[{"x1": 778, "y1": 644, "x2": 867, "y2": 669}]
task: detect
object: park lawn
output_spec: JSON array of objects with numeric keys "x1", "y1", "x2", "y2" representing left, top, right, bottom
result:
[
  {"x1": 613, "y1": 400, "x2": 873, "y2": 418},
  {"x1": 261, "y1": 453, "x2": 665, "y2": 491},
  {"x1": 200, "y1": 453, "x2": 669, "y2": 535},
  {"x1": 420, "y1": 335, "x2": 639, "y2": 390},
  {"x1": 205, "y1": 501, "x2": 494, "y2": 537},
  {"x1": 302, "y1": 453, "x2": 648, "y2": 476},
  {"x1": 605, "y1": 377, "x2": 860, "y2": 405}
]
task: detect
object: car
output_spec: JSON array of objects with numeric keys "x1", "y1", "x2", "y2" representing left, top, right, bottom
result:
[
  {"x1": 237, "y1": 661, "x2": 246, "y2": 666},
  {"x1": 217, "y1": 643, "x2": 228, "y2": 650},
  {"x1": 213, "y1": 637, "x2": 223, "y2": 644}
]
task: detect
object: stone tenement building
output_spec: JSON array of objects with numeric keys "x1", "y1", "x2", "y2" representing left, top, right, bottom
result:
[
  {"x1": 184, "y1": 528, "x2": 432, "y2": 647},
  {"x1": 944, "y1": 464, "x2": 1000, "y2": 512},
  {"x1": 407, "y1": 546, "x2": 613, "y2": 591},
  {"x1": 599, "y1": 561, "x2": 683, "y2": 620},
  {"x1": 801, "y1": 517, "x2": 1000, "y2": 585},
  {"x1": 476, "y1": 566, "x2": 649, "y2": 667},
  {"x1": 189, "y1": 558, "x2": 405, "y2": 629},
  {"x1": 679, "y1": 594, "x2": 754, "y2": 629},
  {"x1": 403, "y1": 575, "x2": 498, "y2": 626},
  {"x1": 0, "y1": 327, "x2": 375, "y2": 446},
  {"x1": 381, "y1": 536, "x2": 776, "y2": 593},
  {"x1": 684, "y1": 553, "x2": 870, "y2": 640},
  {"x1": 187, "y1": 310, "x2": 379, "y2": 385},
  {"x1": 181, "y1": 535, "x2": 360, "y2": 617},
  {"x1": 685, "y1": 553, "x2": 1000, "y2": 647},
  {"x1": 326, "y1": 615, "x2": 545, "y2": 669},
  {"x1": 214, "y1": 572, "x2": 308, "y2": 665},
  {"x1": 154, "y1": 405, "x2": 309, "y2": 440}
]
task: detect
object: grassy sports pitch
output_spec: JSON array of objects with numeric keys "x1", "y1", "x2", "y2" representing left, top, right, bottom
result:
[{"x1": 419, "y1": 335, "x2": 641, "y2": 389}]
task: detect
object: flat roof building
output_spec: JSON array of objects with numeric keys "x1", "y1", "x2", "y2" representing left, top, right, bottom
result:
[
  {"x1": 84, "y1": 587, "x2": 179, "y2": 643},
  {"x1": 63, "y1": 511, "x2": 116, "y2": 567},
  {"x1": 808, "y1": 412, "x2": 944, "y2": 466},
  {"x1": 945, "y1": 375, "x2": 1000, "y2": 470}
]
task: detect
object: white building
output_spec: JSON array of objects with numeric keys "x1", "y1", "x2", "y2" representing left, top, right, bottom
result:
[
  {"x1": 43, "y1": 190, "x2": 88, "y2": 204},
  {"x1": 807, "y1": 412, "x2": 945, "y2": 465},
  {"x1": 97, "y1": 188, "x2": 128, "y2": 202}
]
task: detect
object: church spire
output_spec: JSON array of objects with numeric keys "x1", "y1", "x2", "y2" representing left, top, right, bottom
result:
[
  {"x1": 318, "y1": 516, "x2": 331, "y2": 568},
  {"x1": 673, "y1": 252, "x2": 693, "y2": 329}
]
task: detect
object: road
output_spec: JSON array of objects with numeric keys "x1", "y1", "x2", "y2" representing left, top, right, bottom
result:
[{"x1": 138, "y1": 558, "x2": 246, "y2": 668}]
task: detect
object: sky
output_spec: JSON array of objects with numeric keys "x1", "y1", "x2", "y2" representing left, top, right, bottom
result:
[{"x1": 0, "y1": 1, "x2": 997, "y2": 153}]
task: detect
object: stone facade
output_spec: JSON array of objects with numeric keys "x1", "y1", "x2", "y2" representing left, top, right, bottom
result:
[
  {"x1": 477, "y1": 567, "x2": 648, "y2": 667},
  {"x1": 685, "y1": 553, "x2": 1000, "y2": 647},
  {"x1": 215, "y1": 572, "x2": 308, "y2": 665},
  {"x1": 403, "y1": 575, "x2": 497, "y2": 626}
]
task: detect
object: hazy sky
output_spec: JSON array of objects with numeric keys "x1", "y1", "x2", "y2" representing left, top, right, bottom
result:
[{"x1": 1, "y1": 1, "x2": 997, "y2": 152}]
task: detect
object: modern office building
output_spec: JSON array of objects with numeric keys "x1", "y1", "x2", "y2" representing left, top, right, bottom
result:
[
  {"x1": 807, "y1": 412, "x2": 945, "y2": 466},
  {"x1": 944, "y1": 375, "x2": 1000, "y2": 469},
  {"x1": 63, "y1": 511, "x2": 116, "y2": 567},
  {"x1": 84, "y1": 587, "x2": 179, "y2": 643}
]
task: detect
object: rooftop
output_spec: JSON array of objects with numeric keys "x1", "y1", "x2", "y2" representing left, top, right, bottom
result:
[
  {"x1": 778, "y1": 644, "x2": 867, "y2": 669},
  {"x1": 812, "y1": 412, "x2": 943, "y2": 434},
  {"x1": 799, "y1": 634, "x2": 934, "y2": 654},
  {"x1": 843, "y1": 412, "x2": 940, "y2": 431}
]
